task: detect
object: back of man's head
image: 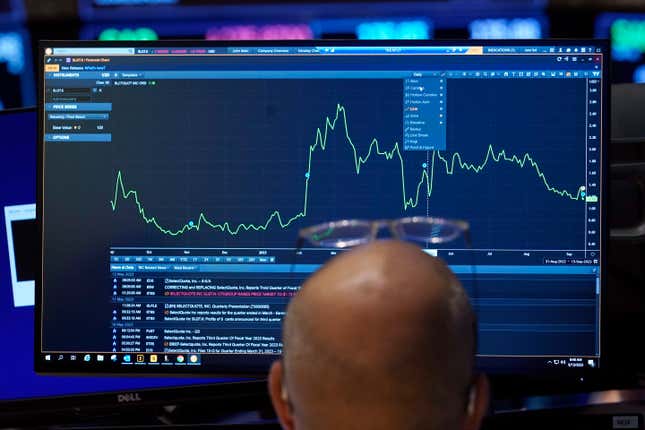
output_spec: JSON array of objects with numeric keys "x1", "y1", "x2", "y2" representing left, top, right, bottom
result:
[{"x1": 268, "y1": 240, "x2": 488, "y2": 430}]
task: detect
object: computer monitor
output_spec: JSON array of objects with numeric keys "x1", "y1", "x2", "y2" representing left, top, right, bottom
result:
[
  {"x1": 0, "y1": 108, "x2": 245, "y2": 415},
  {"x1": 37, "y1": 41, "x2": 608, "y2": 385}
]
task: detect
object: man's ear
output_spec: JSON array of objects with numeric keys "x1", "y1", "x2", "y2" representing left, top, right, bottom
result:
[
  {"x1": 268, "y1": 360, "x2": 295, "y2": 430},
  {"x1": 463, "y1": 374, "x2": 489, "y2": 430}
]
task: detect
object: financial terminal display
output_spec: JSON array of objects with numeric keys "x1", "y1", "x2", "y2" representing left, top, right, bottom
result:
[{"x1": 38, "y1": 41, "x2": 607, "y2": 375}]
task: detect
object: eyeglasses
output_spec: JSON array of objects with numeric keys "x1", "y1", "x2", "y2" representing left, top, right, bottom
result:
[{"x1": 298, "y1": 216, "x2": 471, "y2": 248}]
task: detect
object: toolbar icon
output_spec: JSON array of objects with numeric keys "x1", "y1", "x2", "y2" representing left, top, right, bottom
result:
[
  {"x1": 150, "y1": 354, "x2": 158, "y2": 363},
  {"x1": 137, "y1": 354, "x2": 145, "y2": 363}
]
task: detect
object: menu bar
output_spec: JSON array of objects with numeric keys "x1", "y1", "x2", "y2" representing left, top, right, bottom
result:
[{"x1": 48, "y1": 45, "x2": 603, "y2": 57}]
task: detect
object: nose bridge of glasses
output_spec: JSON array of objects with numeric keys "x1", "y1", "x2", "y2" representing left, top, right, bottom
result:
[
  {"x1": 370, "y1": 220, "x2": 393, "y2": 239},
  {"x1": 383, "y1": 219, "x2": 404, "y2": 239}
]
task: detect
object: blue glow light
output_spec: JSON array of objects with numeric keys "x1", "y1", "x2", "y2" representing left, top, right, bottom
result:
[
  {"x1": 633, "y1": 64, "x2": 645, "y2": 83},
  {"x1": 0, "y1": 32, "x2": 24, "y2": 74},
  {"x1": 469, "y1": 18, "x2": 542, "y2": 40},
  {"x1": 610, "y1": 18, "x2": 645, "y2": 62},
  {"x1": 356, "y1": 20, "x2": 431, "y2": 40},
  {"x1": 94, "y1": 0, "x2": 177, "y2": 4}
]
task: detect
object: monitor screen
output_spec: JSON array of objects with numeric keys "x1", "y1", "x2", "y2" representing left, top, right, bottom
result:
[
  {"x1": 0, "y1": 108, "x2": 232, "y2": 404},
  {"x1": 37, "y1": 40, "x2": 608, "y2": 377}
]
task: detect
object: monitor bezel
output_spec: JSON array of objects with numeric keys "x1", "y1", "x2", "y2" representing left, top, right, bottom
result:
[
  {"x1": 35, "y1": 39, "x2": 617, "y2": 396},
  {"x1": 0, "y1": 379, "x2": 269, "y2": 426}
]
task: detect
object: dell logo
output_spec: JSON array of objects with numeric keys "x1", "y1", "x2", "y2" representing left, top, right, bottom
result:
[{"x1": 117, "y1": 393, "x2": 142, "y2": 403}]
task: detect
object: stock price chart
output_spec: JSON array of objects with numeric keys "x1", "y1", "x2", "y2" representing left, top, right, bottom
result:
[{"x1": 105, "y1": 78, "x2": 587, "y2": 250}]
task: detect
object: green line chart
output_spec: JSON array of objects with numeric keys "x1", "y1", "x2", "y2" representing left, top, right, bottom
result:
[{"x1": 110, "y1": 103, "x2": 586, "y2": 237}]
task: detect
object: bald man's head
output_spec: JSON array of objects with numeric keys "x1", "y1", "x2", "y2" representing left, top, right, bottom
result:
[{"x1": 269, "y1": 240, "x2": 486, "y2": 430}]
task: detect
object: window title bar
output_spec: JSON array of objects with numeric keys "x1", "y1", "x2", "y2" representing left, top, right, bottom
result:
[{"x1": 48, "y1": 45, "x2": 603, "y2": 57}]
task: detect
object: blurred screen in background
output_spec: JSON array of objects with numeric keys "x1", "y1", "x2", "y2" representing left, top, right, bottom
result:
[
  {"x1": 596, "y1": 13, "x2": 645, "y2": 83},
  {"x1": 0, "y1": 0, "x2": 25, "y2": 22},
  {"x1": 0, "y1": 30, "x2": 34, "y2": 109},
  {"x1": 0, "y1": 0, "x2": 33, "y2": 109},
  {"x1": 77, "y1": 0, "x2": 548, "y2": 42}
]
